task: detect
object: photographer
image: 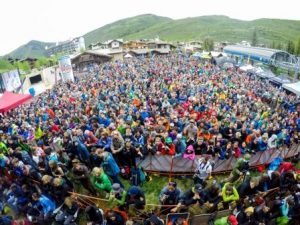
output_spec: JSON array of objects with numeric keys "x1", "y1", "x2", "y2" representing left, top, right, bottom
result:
[
  {"x1": 194, "y1": 156, "x2": 212, "y2": 185},
  {"x1": 54, "y1": 197, "x2": 79, "y2": 225},
  {"x1": 108, "y1": 183, "x2": 127, "y2": 210},
  {"x1": 159, "y1": 182, "x2": 181, "y2": 206},
  {"x1": 225, "y1": 154, "x2": 250, "y2": 183}
]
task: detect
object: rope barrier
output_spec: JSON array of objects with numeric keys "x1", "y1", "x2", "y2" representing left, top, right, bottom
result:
[
  {"x1": 69, "y1": 191, "x2": 178, "y2": 207},
  {"x1": 68, "y1": 186, "x2": 280, "y2": 221}
]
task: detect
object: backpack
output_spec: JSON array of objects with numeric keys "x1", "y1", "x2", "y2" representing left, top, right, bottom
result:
[
  {"x1": 268, "y1": 157, "x2": 283, "y2": 171},
  {"x1": 120, "y1": 166, "x2": 131, "y2": 180}
]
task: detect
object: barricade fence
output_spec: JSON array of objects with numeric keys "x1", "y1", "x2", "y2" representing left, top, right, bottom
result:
[
  {"x1": 24, "y1": 144, "x2": 298, "y2": 224},
  {"x1": 137, "y1": 144, "x2": 299, "y2": 175}
]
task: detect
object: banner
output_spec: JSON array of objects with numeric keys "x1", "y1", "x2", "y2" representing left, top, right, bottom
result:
[
  {"x1": 58, "y1": 56, "x2": 74, "y2": 82},
  {"x1": 1, "y1": 69, "x2": 21, "y2": 91}
]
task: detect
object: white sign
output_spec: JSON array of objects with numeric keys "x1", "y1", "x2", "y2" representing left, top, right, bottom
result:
[
  {"x1": 2, "y1": 70, "x2": 21, "y2": 91},
  {"x1": 58, "y1": 56, "x2": 74, "y2": 82}
]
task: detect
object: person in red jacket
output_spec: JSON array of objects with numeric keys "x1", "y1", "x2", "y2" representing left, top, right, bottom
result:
[
  {"x1": 156, "y1": 137, "x2": 175, "y2": 156},
  {"x1": 50, "y1": 121, "x2": 60, "y2": 133},
  {"x1": 233, "y1": 141, "x2": 241, "y2": 158},
  {"x1": 164, "y1": 137, "x2": 176, "y2": 156}
]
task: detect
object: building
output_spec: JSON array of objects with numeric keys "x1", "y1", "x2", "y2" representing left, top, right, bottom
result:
[
  {"x1": 89, "y1": 39, "x2": 124, "y2": 50},
  {"x1": 7, "y1": 57, "x2": 38, "y2": 70},
  {"x1": 19, "y1": 57, "x2": 38, "y2": 69},
  {"x1": 71, "y1": 50, "x2": 112, "y2": 71},
  {"x1": 88, "y1": 39, "x2": 124, "y2": 61},
  {"x1": 223, "y1": 45, "x2": 297, "y2": 66},
  {"x1": 128, "y1": 49, "x2": 151, "y2": 57},
  {"x1": 88, "y1": 38, "x2": 175, "y2": 59},
  {"x1": 146, "y1": 39, "x2": 175, "y2": 50},
  {"x1": 47, "y1": 37, "x2": 86, "y2": 56},
  {"x1": 238, "y1": 41, "x2": 251, "y2": 47},
  {"x1": 214, "y1": 42, "x2": 230, "y2": 52},
  {"x1": 126, "y1": 38, "x2": 175, "y2": 56},
  {"x1": 123, "y1": 40, "x2": 148, "y2": 50},
  {"x1": 184, "y1": 41, "x2": 203, "y2": 53}
]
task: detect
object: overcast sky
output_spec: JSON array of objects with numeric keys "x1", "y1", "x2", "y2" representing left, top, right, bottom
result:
[{"x1": 1, "y1": 0, "x2": 299, "y2": 55}]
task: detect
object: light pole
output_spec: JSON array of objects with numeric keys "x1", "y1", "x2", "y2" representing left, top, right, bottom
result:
[{"x1": 294, "y1": 57, "x2": 300, "y2": 81}]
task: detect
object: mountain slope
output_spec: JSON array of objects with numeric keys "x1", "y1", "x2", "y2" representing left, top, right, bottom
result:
[
  {"x1": 6, "y1": 40, "x2": 54, "y2": 59},
  {"x1": 83, "y1": 14, "x2": 300, "y2": 46},
  {"x1": 122, "y1": 15, "x2": 300, "y2": 44},
  {"x1": 83, "y1": 14, "x2": 173, "y2": 45}
]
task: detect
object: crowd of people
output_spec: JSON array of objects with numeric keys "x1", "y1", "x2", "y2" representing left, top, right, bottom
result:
[{"x1": 0, "y1": 54, "x2": 299, "y2": 225}]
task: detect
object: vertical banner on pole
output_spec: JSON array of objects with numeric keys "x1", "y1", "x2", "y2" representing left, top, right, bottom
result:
[
  {"x1": 2, "y1": 70, "x2": 21, "y2": 91},
  {"x1": 58, "y1": 56, "x2": 74, "y2": 82}
]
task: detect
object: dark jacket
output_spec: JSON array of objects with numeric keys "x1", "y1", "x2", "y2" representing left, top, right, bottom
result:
[
  {"x1": 53, "y1": 180, "x2": 72, "y2": 204},
  {"x1": 119, "y1": 147, "x2": 138, "y2": 168},
  {"x1": 126, "y1": 186, "x2": 145, "y2": 209},
  {"x1": 106, "y1": 212, "x2": 125, "y2": 225},
  {"x1": 237, "y1": 178, "x2": 258, "y2": 199},
  {"x1": 254, "y1": 205, "x2": 271, "y2": 224},
  {"x1": 179, "y1": 189, "x2": 204, "y2": 206}
]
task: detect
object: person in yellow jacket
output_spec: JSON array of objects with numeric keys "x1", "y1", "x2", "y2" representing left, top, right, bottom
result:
[
  {"x1": 35, "y1": 126, "x2": 44, "y2": 140},
  {"x1": 221, "y1": 183, "x2": 239, "y2": 209},
  {"x1": 219, "y1": 92, "x2": 226, "y2": 101}
]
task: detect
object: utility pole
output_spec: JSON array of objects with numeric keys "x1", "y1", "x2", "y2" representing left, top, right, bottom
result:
[
  {"x1": 54, "y1": 65, "x2": 58, "y2": 85},
  {"x1": 295, "y1": 57, "x2": 300, "y2": 81}
]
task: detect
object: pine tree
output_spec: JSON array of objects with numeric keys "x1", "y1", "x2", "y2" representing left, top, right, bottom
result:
[
  {"x1": 295, "y1": 36, "x2": 300, "y2": 56},
  {"x1": 276, "y1": 43, "x2": 283, "y2": 50},
  {"x1": 251, "y1": 29, "x2": 258, "y2": 47},
  {"x1": 286, "y1": 40, "x2": 295, "y2": 54},
  {"x1": 203, "y1": 38, "x2": 214, "y2": 51},
  {"x1": 270, "y1": 41, "x2": 276, "y2": 49}
]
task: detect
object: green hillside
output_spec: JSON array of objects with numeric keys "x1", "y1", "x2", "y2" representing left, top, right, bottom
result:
[
  {"x1": 84, "y1": 14, "x2": 300, "y2": 46},
  {"x1": 6, "y1": 40, "x2": 54, "y2": 59},
  {"x1": 83, "y1": 14, "x2": 172, "y2": 45}
]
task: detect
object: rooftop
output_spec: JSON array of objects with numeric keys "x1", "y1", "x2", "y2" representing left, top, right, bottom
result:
[{"x1": 224, "y1": 45, "x2": 285, "y2": 60}]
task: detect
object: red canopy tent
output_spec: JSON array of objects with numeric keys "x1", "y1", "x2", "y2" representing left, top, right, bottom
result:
[{"x1": 0, "y1": 91, "x2": 32, "y2": 113}]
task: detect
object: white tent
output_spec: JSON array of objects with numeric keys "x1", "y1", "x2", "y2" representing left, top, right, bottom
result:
[
  {"x1": 239, "y1": 64, "x2": 254, "y2": 72},
  {"x1": 192, "y1": 52, "x2": 202, "y2": 57},
  {"x1": 211, "y1": 51, "x2": 226, "y2": 57},
  {"x1": 124, "y1": 53, "x2": 133, "y2": 58},
  {"x1": 283, "y1": 82, "x2": 300, "y2": 95}
]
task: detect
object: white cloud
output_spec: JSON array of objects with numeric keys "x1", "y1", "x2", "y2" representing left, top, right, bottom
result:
[{"x1": 1, "y1": 0, "x2": 299, "y2": 55}]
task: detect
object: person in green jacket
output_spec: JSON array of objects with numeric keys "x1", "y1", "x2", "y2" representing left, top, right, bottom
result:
[
  {"x1": 214, "y1": 214, "x2": 238, "y2": 225},
  {"x1": 225, "y1": 153, "x2": 251, "y2": 183},
  {"x1": 0, "y1": 141, "x2": 8, "y2": 155},
  {"x1": 108, "y1": 183, "x2": 127, "y2": 209},
  {"x1": 221, "y1": 183, "x2": 239, "y2": 209},
  {"x1": 91, "y1": 167, "x2": 112, "y2": 193}
]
